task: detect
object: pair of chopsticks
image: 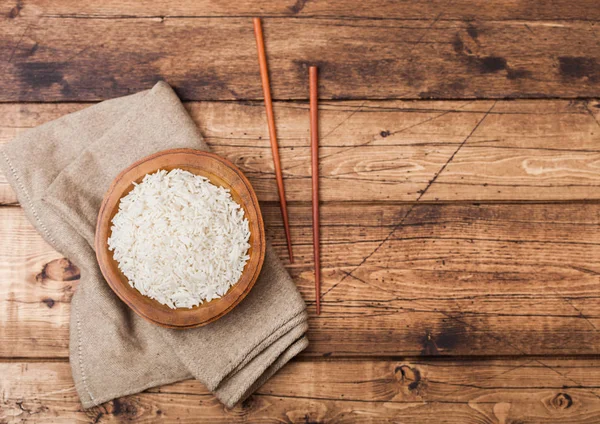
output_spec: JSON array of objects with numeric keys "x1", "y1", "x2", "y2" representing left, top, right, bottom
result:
[{"x1": 253, "y1": 18, "x2": 322, "y2": 314}]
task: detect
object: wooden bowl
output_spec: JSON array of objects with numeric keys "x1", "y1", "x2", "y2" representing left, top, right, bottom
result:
[{"x1": 95, "y1": 148, "x2": 266, "y2": 329}]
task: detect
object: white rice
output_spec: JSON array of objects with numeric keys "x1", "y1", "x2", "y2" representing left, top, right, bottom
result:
[{"x1": 107, "y1": 168, "x2": 251, "y2": 309}]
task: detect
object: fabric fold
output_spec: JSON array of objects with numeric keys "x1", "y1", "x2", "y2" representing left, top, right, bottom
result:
[{"x1": 0, "y1": 81, "x2": 308, "y2": 409}]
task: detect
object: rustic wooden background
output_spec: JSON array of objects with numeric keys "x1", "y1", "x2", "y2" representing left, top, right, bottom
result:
[{"x1": 2, "y1": 1, "x2": 600, "y2": 422}]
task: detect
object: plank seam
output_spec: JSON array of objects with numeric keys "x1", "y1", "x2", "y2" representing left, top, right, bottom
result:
[
  {"x1": 36, "y1": 14, "x2": 600, "y2": 23},
  {"x1": 1, "y1": 97, "x2": 600, "y2": 104},
  {"x1": 10, "y1": 354, "x2": 600, "y2": 362}
]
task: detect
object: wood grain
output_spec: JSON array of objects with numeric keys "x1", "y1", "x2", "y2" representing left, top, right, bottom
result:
[
  {"x1": 3, "y1": 359, "x2": 600, "y2": 423},
  {"x1": 2, "y1": 100, "x2": 600, "y2": 205},
  {"x1": 10, "y1": 0, "x2": 600, "y2": 20},
  {"x1": 3, "y1": 202, "x2": 600, "y2": 357},
  {"x1": 2, "y1": 15, "x2": 600, "y2": 100},
  {"x1": 4, "y1": 1, "x2": 600, "y2": 420}
]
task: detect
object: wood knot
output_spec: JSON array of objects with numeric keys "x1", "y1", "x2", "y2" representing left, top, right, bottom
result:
[
  {"x1": 288, "y1": 0, "x2": 308, "y2": 14},
  {"x1": 240, "y1": 395, "x2": 257, "y2": 411},
  {"x1": 421, "y1": 324, "x2": 466, "y2": 355},
  {"x1": 395, "y1": 365, "x2": 426, "y2": 394},
  {"x1": 421, "y1": 331, "x2": 440, "y2": 355},
  {"x1": 36, "y1": 258, "x2": 80, "y2": 282},
  {"x1": 550, "y1": 393, "x2": 573, "y2": 410},
  {"x1": 15, "y1": 399, "x2": 49, "y2": 416},
  {"x1": 42, "y1": 298, "x2": 55, "y2": 308},
  {"x1": 8, "y1": 1, "x2": 22, "y2": 19},
  {"x1": 111, "y1": 398, "x2": 138, "y2": 418}
]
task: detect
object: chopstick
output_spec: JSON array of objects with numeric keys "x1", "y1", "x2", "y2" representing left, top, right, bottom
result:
[
  {"x1": 253, "y1": 17, "x2": 294, "y2": 263},
  {"x1": 309, "y1": 66, "x2": 321, "y2": 315}
]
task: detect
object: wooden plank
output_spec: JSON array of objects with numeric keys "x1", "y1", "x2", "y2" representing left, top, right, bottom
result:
[
  {"x1": 2, "y1": 15, "x2": 600, "y2": 101},
  {"x1": 3, "y1": 359, "x2": 600, "y2": 423},
  {"x1": 3, "y1": 202, "x2": 600, "y2": 358},
  {"x1": 12, "y1": 0, "x2": 600, "y2": 20},
  {"x1": 0, "y1": 206, "x2": 72, "y2": 358},
  {"x1": 2, "y1": 100, "x2": 600, "y2": 204},
  {"x1": 0, "y1": 203, "x2": 398, "y2": 358}
]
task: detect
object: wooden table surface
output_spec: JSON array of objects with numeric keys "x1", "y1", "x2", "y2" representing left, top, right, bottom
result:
[{"x1": 3, "y1": 1, "x2": 600, "y2": 423}]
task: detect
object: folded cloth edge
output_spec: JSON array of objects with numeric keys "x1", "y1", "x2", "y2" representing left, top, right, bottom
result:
[
  {"x1": 1, "y1": 150, "x2": 57, "y2": 246},
  {"x1": 0, "y1": 83, "x2": 310, "y2": 410}
]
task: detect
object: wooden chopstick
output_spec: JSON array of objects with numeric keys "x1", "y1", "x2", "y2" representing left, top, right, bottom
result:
[
  {"x1": 253, "y1": 17, "x2": 294, "y2": 264},
  {"x1": 309, "y1": 66, "x2": 321, "y2": 315}
]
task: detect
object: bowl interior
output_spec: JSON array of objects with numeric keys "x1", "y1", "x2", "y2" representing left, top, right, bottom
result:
[{"x1": 95, "y1": 149, "x2": 266, "y2": 329}]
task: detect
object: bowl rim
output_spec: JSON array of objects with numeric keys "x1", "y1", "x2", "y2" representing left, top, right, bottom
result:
[{"x1": 94, "y1": 148, "x2": 266, "y2": 329}]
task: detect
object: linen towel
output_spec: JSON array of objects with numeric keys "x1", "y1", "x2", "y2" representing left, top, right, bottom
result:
[{"x1": 0, "y1": 81, "x2": 309, "y2": 408}]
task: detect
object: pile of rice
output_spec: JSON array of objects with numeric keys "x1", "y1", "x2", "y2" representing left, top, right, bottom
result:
[{"x1": 108, "y1": 169, "x2": 251, "y2": 309}]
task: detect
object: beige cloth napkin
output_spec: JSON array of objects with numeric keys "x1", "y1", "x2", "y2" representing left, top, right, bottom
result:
[{"x1": 1, "y1": 81, "x2": 308, "y2": 408}]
